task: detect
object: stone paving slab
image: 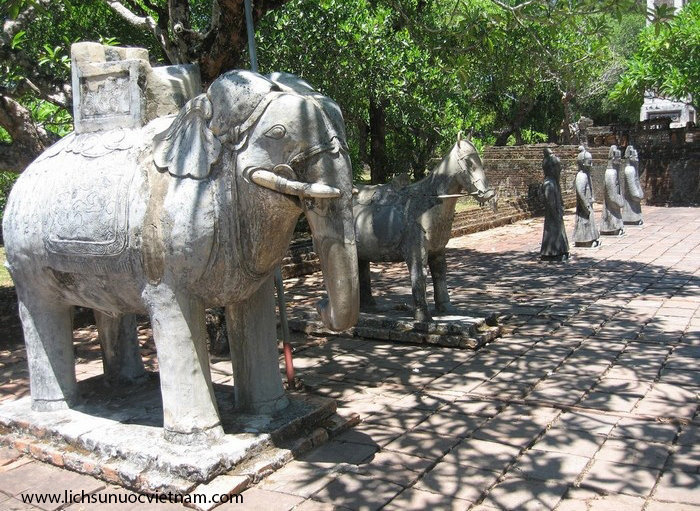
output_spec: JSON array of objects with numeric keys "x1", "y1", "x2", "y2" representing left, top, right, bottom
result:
[{"x1": 1, "y1": 206, "x2": 700, "y2": 510}]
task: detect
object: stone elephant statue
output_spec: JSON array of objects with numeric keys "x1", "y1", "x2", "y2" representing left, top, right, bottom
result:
[{"x1": 3, "y1": 70, "x2": 359, "y2": 444}]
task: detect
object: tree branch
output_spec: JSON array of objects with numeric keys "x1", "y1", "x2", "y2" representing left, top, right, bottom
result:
[
  {"x1": 487, "y1": 0, "x2": 538, "y2": 13},
  {"x1": 169, "y1": 0, "x2": 207, "y2": 61},
  {"x1": 101, "y1": 0, "x2": 181, "y2": 63},
  {"x1": 197, "y1": 0, "x2": 290, "y2": 84}
]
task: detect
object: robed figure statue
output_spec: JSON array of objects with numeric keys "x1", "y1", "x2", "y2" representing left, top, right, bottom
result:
[
  {"x1": 572, "y1": 146, "x2": 601, "y2": 247},
  {"x1": 600, "y1": 145, "x2": 625, "y2": 235},
  {"x1": 540, "y1": 148, "x2": 570, "y2": 261},
  {"x1": 621, "y1": 145, "x2": 644, "y2": 225}
]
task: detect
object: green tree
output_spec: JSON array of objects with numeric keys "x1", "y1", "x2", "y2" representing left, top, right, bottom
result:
[
  {"x1": 258, "y1": 0, "x2": 475, "y2": 183},
  {"x1": 435, "y1": 0, "x2": 646, "y2": 143},
  {"x1": 577, "y1": 13, "x2": 646, "y2": 125},
  {"x1": 612, "y1": 1, "x2": 700, "y2": 113}
]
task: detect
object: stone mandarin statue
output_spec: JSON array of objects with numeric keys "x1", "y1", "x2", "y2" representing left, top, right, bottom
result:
[
  {"x1": 572, "y1": 146, "x2": 601, "y2": 247},
  {"x1": 540, "y1": 148, "x2": 570, "y2": 261},
  {"x1": 3, "y1": 43, "x2": 359, "y2": 444},
  {"x1": 600, "y1": 145, "x2": 625, "y2": 235},
  {"x1": 353, "y1": 132, "x2": 495, "y2": 322},
  {"x1": 621, "y1": 145, "x2": 644, "y2": 225}
]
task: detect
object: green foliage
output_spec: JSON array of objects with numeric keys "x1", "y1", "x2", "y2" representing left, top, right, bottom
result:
[
  {"x1": 30, "y1": 98, "x2": 73, "y2": 137},
  {"x1": 3, "y1": 0, "x2": 163, "y2": 93},
  {"x1": 38, "y1": 43, "x2": 72, "y2": 76},
  {"x1": 1, "y1": 0, "x2": 657, "y2": 190},
  {"x1": 257, "y1": 0, "x2": 490, "y2": 179},
  {"x1": 578, "y1": 13, "x2": 646, "y2": 124},
  {"x1": 612, "y1": 1, "x2": 700, "y2": 111},
  {"x1": 257, "y1": 0, "x2": 646, "y2": 179},
  {"x1": 0, "y1": 171, "x2": 19, "y2": 229},
  {"x1": 2, "y1": 0, "x2": 39, "y2": 20}
]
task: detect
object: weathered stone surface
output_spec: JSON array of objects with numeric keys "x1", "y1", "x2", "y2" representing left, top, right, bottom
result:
[
  {"x1": 354, "y1": 132, "x2": 495, "y2": 322},
  {"x1": 622, "y1": 145, "x2": 644, "y2": 225},
  {"x1": 600, "y1": 145, "x2": 625, "y2": 235},
  {"x1": 572, "y1": 146, "x2": 601, "y2": 246},
  {"x1": 71, "y1": 42, "x2": 200, "y2": 133},
  {"x1": 288, "y1": 309, "x2": 501, "y2": 350},
  {"x1": 540, "y1": 148, "x2": 570, "y2": 260},
  {"x1": 4, "y1": 55, "x2": 360, "y2": 446},
  {"x1": 0, "y1": 388, "x2": 338, "y2": 494}
]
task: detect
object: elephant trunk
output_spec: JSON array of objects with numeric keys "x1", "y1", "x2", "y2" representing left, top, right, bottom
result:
[{"x1": 304, "y1": 152, "x2": 359, "y2": 332}]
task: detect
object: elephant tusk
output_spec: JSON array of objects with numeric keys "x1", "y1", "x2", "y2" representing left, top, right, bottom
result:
[
  {"x1": 249, "y1": 168, "x2": 341, "y2": 199},
  {"x1": 436, "y1": 194, "x2": 468, "y2": 199}
]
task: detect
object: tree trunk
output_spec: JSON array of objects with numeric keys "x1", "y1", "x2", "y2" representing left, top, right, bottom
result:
[
  {"x1": 197, "y1": 0, "x2": 290, "y2": 85},
  {"x1": 559, "y1": 91, "x2": 574, "y2": 145},
  {"x1": 495, "y1": 95, "x2": 534, "y2": 146},
  {"x1": 0, "y1": 95, "x2": 57, "y2": 173},
  {"x1": 369, "y1": 96, "x2": 388, "y2": 184},
  {"x1": 411, "y1": 130, "x2": 437, "y2": 181},
  {"x1": 356, "y1": 119, "x2": 369, "y2": 167}
]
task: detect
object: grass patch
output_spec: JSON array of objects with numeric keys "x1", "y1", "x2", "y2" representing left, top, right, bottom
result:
[
  {"x1": 0, "y1": 246, "x2": 13, "y2": 288},
  {"x1": 455, "y1": 197, "x2": 481, "y2": 212}
]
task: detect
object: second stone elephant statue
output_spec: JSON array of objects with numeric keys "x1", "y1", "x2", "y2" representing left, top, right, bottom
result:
[{"x1": 3, "y1": 70, "x2": 359, "y2": 444}]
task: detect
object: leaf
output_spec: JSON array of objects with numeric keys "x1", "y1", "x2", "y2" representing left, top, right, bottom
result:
[{"x1": 11, "y1": 30, "x2": 27, "y2": 50}]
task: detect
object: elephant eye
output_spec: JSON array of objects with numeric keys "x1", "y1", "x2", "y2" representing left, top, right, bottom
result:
[{"x1": 264, "y1": 125, "x2": 286, "y2": 139}]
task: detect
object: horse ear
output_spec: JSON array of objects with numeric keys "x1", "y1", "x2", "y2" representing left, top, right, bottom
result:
[
  {"x1": 457, "y1": 131, "x2": 463, "y2": 144},
  {"x1": 466, "y1": 128, "x2": 474, "y2": 141},
  {"x1": 153, "y1": 94, "x2": 221, "y2": 179}
]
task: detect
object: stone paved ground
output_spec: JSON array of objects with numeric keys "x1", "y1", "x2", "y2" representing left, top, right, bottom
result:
[{"x1": 1, "y1": 205, "x2": 699, "y2": 510}]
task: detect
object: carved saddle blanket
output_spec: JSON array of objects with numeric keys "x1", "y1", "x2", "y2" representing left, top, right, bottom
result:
[{"x1": 38, "y1": 129, "x2": 138, "y2": 263}]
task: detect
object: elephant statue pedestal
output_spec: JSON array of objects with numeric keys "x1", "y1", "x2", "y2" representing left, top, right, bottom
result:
[{"x1": 0, "y1": 374, "x2": 349, "y2": 494}]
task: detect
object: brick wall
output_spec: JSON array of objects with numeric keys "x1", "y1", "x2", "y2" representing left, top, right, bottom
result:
[
  {"x1": 483, "y1": 144, "x2": 581, "y2": 209},
  {"x1": 587, "y1": 121, "x2": 700, "y2": 205}
]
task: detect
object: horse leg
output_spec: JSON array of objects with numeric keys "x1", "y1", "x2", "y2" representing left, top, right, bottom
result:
[
  {"x1": 405, "y1": 240, "x2": 431, "y2": 322},
  {"x1": 358, "y1": 259, "x2": 376, "y2": 310},
  {"x1": 429, "y1": 252, "x2": 455, "y2": 314}
]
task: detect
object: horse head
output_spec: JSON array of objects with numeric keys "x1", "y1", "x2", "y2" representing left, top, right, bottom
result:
[{"x1": 454, "y1": 131, "x2": 495, "y2": 204}]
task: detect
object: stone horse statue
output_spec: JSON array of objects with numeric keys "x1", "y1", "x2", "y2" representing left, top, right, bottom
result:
[{"x1": 353, "y1": 133, "x2": 495, "y2": 322}]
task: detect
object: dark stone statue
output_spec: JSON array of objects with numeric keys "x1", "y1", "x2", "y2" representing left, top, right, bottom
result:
[
  {"x1": 621, "y1": 145, "x2": 644, "y2": 225},
  {"x1": 540, "y1": 148, "x2": 569, "y2": 261},
  {"x1": 353, "y1": 132, "x2": 495, "y2": 322},
  {"x1": 600, "y1": 145, "x2": 625, "y2": 235},
  {"x1": 572, "y1": 146, "x2": 601, "y2": 247}
]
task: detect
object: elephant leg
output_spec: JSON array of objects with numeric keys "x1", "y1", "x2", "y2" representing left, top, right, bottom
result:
[
  {"x1": 16, "y1": 286, "x2": 77, "y2": 411},
  {"x1": 226, "y1": 276, "x2": 289, "y2": 414},
  {"x1": 429, "y1": 252, "x2": 455, "y2": 315},
  {"x1": 358, "y1": 259, "x2": 376, "y2": 310},
  {"x1": 405, "y1": 240, "x2": 431, "y2": 322},
  {"x1": 94, "y1": 311, "x2": 146, "y2": 385},
  {"x1": 143, "y1": 284, "x2": 222, "y2": 444}
]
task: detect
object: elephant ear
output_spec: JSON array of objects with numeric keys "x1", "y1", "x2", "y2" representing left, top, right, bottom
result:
[{"x1": 153, "y1": 94, "x2": 221, "y2": 179}]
